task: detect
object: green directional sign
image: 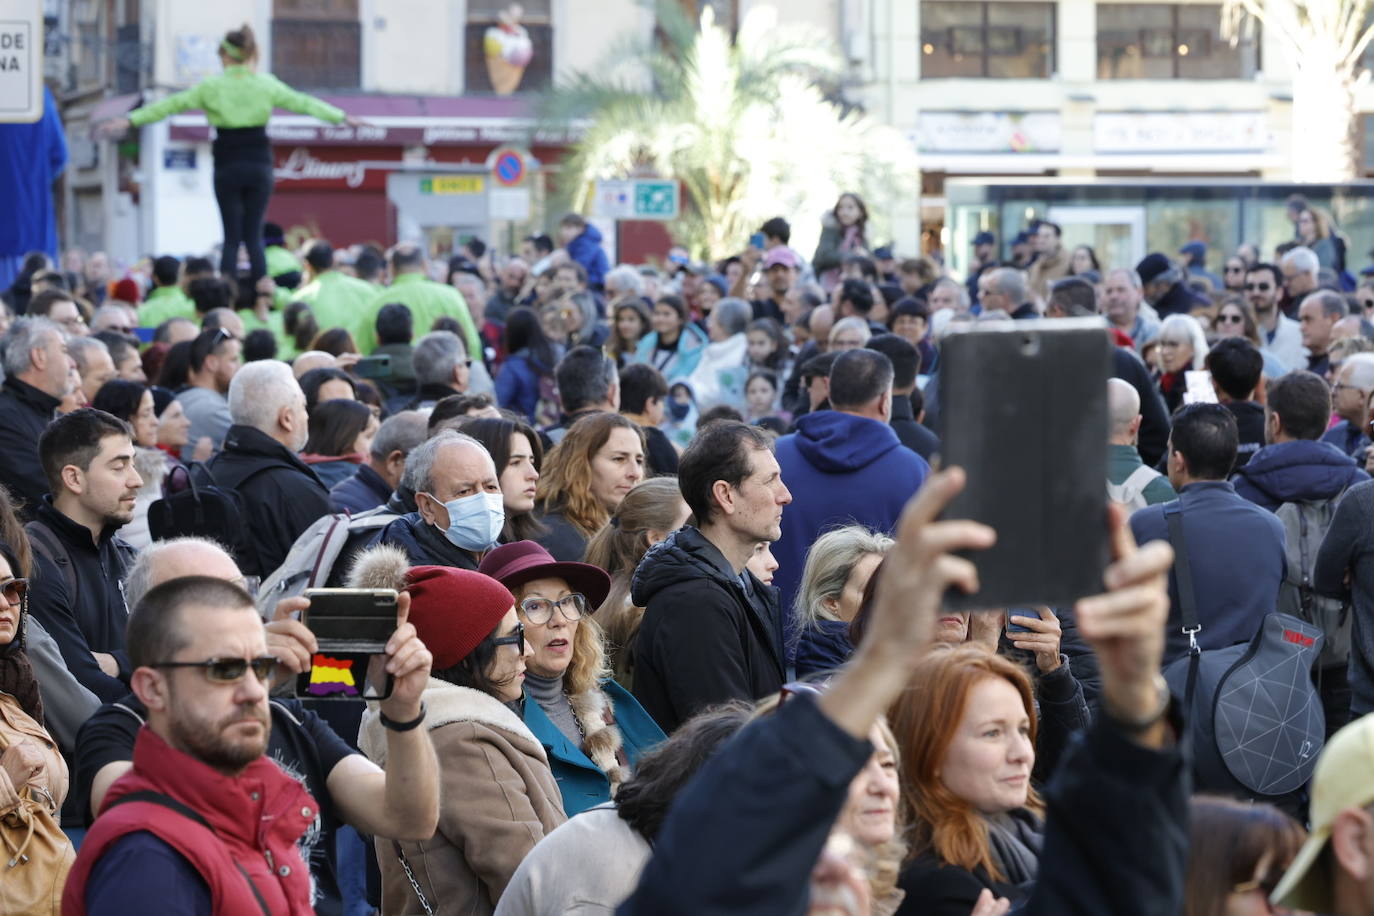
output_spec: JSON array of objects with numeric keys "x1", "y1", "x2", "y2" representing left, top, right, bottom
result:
[{"x1": 633, "y1": 181, "x2": 679, "y2": 219}]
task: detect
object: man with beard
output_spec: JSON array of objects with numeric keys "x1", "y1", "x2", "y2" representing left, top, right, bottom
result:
[
  {"x1": 71, "y1": 538, "x2": 440, "y2": 915},
  {"x1": 1248, "y1": 261, "x2": 1307, "y2": 371}
]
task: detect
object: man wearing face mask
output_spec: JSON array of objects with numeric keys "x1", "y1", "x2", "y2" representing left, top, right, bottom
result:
[{"x1": 368, "y1": 429, "x2": 505, "y2": 569}]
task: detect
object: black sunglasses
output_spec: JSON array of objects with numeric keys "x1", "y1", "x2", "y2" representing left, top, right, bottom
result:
[
  {"x1": 152, "y1": 656, "x2": 278, "y2": 683},
  {"x1": 492, "y1": 621, "x2": 526, "y2": 652},
  {"x1": 0, "y1": 577, "x2": 27, "y2": 605},
  {"x1": 1244, "y1": 282, "x2": 1273, "y2": 291}
]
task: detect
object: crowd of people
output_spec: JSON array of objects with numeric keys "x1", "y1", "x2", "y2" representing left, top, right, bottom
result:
[{"x1": 5, "y1": 35, "x2": 1374, "y2": 911}]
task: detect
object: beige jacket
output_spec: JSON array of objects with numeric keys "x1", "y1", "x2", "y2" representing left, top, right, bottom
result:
[
  {"x1": 1027, "y1": 246, "x2": 1071, "y2": 303},
  {"x1": 359, "y1": 678, "x2": 567, "y2": 916}
]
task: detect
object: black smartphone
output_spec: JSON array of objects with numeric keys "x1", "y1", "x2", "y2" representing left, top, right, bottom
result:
[
  {"x1": 937, "y1": 319, "x2": 1111, "y2": 610},
  {"x1": 353, "y1": 354, "x2": 392, "y2": 379},
  {"x1": 296, "y1": 588, "x2": 397, "y2": 700}
]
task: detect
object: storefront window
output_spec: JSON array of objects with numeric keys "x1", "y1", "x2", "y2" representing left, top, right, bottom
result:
[
  {"x1": 466, "y1": 1, "x2": 553, "y2": 95},
  {"x1": 1096, "y1": 4, "x2": 1259, "y2": 79},
  {"x1": 272, "y1": 0, "x2": 361, "y2": 90},
  {"x1": 920, "y1": 2, "x2": 1055, "y2": 79}
]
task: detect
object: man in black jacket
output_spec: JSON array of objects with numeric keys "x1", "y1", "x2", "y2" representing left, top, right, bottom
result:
[
  {"x1": 368, "y1": 429, "x2": 502, "y2": 571},
  {"x1": 866, "y1": 333, "x2": 939, "y2": 460},
  {"x1": 0, "y1": 317, "x2": 73, "y2": 512},
  {"x1": 26, "y1": 408, "x2": 141, "y2": 704},
  {"x1": 631, "y1": 422, "x2": 791, "y2": 732},
  {"x1": 208, "y1": 359, "x2": 331, "y2": 578}
]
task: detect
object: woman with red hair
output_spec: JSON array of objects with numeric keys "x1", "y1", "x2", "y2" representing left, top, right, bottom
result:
[{"x1": 889, "y1": 646, "x2": 1044, "y2": 914}]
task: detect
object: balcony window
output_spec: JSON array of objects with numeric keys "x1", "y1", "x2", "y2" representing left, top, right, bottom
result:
[
  {"x1": 920, "y1": 2, "x2": 1055, "y2": 79},
  {"x1": 1096, "y1": 4, "x2": 1259, "y2": 79},
  {"x1": 272, "y1": 0, "x2": 361, "y2": 90}
]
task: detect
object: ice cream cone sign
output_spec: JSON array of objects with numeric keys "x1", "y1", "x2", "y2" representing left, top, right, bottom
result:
[{"x1": 485, "y1": 3, "x2": 534, "y2": 95}]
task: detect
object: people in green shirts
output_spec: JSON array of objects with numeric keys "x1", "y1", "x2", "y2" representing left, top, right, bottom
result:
[
  {"x1": 356, "y1": 244, "x2": 480, "y2": 359},
  {"x1": 263, "y1": 222, "x2": 303, "y2": 290},
  {"x1": 294, "y1": 241, "x2": 378, "y2": 351},
  {"x1": 138, "y1": 255, "x2": 196, "y2": 328},
  {"x1": 98, "y1": 24, "x2": 358, "y2": 285}
]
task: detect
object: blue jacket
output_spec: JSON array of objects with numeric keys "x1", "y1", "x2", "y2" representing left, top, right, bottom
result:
[
  {"x1": 773, "y1": 412, "x2": 930, "y2": 626},
  {"x1": 566, "y1": 224, "x2": 610, "y2": 290},
  {"x1": 794, "y1": 619, "x2": 853, "y2": 678},
  {"x1": 494, "y1": 349, "x2": 551, "y2": 423},
  {"x1": 329, "y1": 463, "x2": 392, "y2": 515},
  {"x1": 1231, "y1": 439, "x2": 1369, "y2": 512},
  {"x1": 1130, "y1": 481, "x2": 1286, "y2": 665},
  {"x1": 1321, "y1": 419, "x2": 1372, "y2": 458},
  {"x1": 633, "y1": 323, "x2": 710, "y2": 383},
  {"x1": 523, "y1": 680, "x2": 665, "y2": 817}
]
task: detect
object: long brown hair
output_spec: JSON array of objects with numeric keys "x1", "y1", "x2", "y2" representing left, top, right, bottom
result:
[
  {"x1": 608, "y1": 301, "x2": 651, "y2": 363},
  {"x1": 535, "y1": 412, "x2": 645, "y2": 538},
  {"x1": 456, "y1": 416, "x2": 546, "y2": 542},
  {"x1": 584, "y1": 477, "x2": 687, "y2": 672},
  {"x1": 1183, "y1": 796, "x2": 1305, "y2": 916},
  {"x1": 889, "y1": 646, "x2": 1043, "y2": 881}
]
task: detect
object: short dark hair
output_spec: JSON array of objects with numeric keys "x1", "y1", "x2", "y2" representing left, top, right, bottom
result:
[
  {"x1": 304, "y1": 398, "x2": 373, "y2": 456},
  {"x1": 525, "y1": 234, "x2": 554, "y2": 255},
  {"x1": 839, "y1": 279, "x2": 874, "y2": 315},
  {"x1": 1204, "y1": 338, "x2": 1264, "y2": 401},
  {"x1": 554, "y1": 261, "x2": 588, "y2": 285},
  {"x1": 556, "y1": 346, "x2": 616, "y2": 414},
  {"x1": 304, "y1": 241, "x2": 333, "y2": 273},
  {"x1": 799, "y1": 350, "x2": 839, "y2": 381},
  {"x1": 189, "y1": 327, "x2": 234, "y2": 373},
  {"x1": 27, "y1": 289, "x2": 75, "y2": 318},
  {"x1": 1039, "y1": 221, "x2": 1062, "y2": 237},
  {"x1": 890, "y1": 297, "x2": 930, "y2": 324},
  {"x1": 559, "y1": 212, "x2": 587, "y2": 229},
  {"x1": 127, "y1": 576, "x2": 255, "y2": 671},
  {"x1": 298, "y1": 367, "x2": 357, "y2": 414},
  {"x1": 1266, "y1": 370, "x2": 1331, "y2": 441},
  {"x1": 829, "y1": 349, "x2": 894, "y2": 410},
  {"x1": 91, "y1": 379, "x2": 148, "y2": 426},
  {"x1": 93, "y1": 330, "x2": 138, "y2": 370},
  {"x1": 620, "y1": 363, "x2": 669, "y2": 415},
  {"x1": 187, "y1": 276, "x2": 234, "y2": 316},
  {"x1": 38, "y1": 407, "x2": 133, "y2": 492},
  {"x1": 242, "y1": 328, "x2": 278, "y2": 362},
  {"x1": 615, "y1": 703, "x2": 752, "y2": 842},
  {"x1": 1170, "y1": 403, "x2": 1239, "y2": 480},
  {"x1": 354, "y1": 247, "x2": 383, "y2": 281},
  {"x1": 390, "y1": 244, "x2": 424, "y2": 274},
  {"x1": 866, "y1": 334, "x2": 918, "y2": 390},
  {"x1": 678, "y1": 421, "x2": 773, "y2": 525},
  {"x1": 1049, "y1": 276, "x2": 1097, "y2": 316},
  {"x1": 428, "y1": 393, "x2": 496, "y2": 434},
  {"x1": 760, "y1": 217, "x2": 791, "y2": 245},
  {"x1": 1247, "y1": 262, "x2": 1282, "y2": 288},
  {"x1": 183, "y1": 256, "x2": 215, "y2": 278},
  {"x1": 375, "y1": 303, "x2": 413, "y2": 346},
  {"x1": 152, "y1": 256, "x2": 181, "y2": 287}
]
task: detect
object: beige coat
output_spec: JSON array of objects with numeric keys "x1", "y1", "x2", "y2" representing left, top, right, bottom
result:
[
  {"x1": 1027, "y1": 246, "x2": 1071, "y2": 303},
  {"x1": 359, "y1": 678, "x2": 567, "y2": 916}
]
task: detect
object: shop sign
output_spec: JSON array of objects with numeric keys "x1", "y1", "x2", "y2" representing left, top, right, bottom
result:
[
  {"x1": 1094, "y1": 111, "x2": 1269, "y2": 153},
  {"x1": 914, "y1": 112, "x2": 1061, "y2": 154},
  {"x1": 419, "y1": 175, "x2": 485, "y2": 195},
  {"x1": 275, "y1": 147, "x2": 379, "y2": 189},
  {"x1": 594, "y1": 179, "x2": 679, "y2": 220},
  {"x1": 170, "y1": 121, "x2": 579, "y2": 147}
]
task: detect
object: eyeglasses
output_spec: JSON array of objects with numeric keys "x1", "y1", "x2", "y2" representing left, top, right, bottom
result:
[
  {"x1": 1217, "y1": 313, "x2": 1244, "y2": 324},
  {"x1": 519, "y1": 594, "x2": 586, "y2": 624},
  {"x1": 0, "y1": 577, "x2": 27, "y2": 605},
  {"x1": 778, "y1": 681, "x2": 825, "y2": 705},
  {"x1": 1244, "y1": 283, "x2": 1273, "y2": 292},
  {"x1": 151, "y1": 656, "x2": 278, "y2": 683},
  {"x1": 491, "y1": 621, "x2": 526, "y2": 652},
  {"x1": 1224, "y1": 265, "x2": 1246, "y2": 272}
]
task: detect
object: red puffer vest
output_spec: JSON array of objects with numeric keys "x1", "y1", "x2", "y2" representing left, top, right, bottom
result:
[{"x1": 63, "y1": 726, "x2": 317, "y2": 915}]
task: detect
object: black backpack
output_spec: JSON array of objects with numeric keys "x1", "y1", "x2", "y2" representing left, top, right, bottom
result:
[
  {"x1": 1161, "y1": 507, "x2": 1324, "y2": 812},
  {"x1": 147, "y1": 462, "x2": 268, "y2": 573}
]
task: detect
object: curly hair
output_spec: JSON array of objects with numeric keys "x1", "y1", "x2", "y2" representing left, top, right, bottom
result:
[{"x1": 535, "y1": 412, "x2": 645, "y2": 538}]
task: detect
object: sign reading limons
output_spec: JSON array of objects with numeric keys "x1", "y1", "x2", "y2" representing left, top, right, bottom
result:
[{"x1": 0, "y1": 0, "x2": 42, "y2": 123}]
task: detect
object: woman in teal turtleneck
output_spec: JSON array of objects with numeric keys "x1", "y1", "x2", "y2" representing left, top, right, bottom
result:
[{"x1": 101, "y1": 24, "x2": 357, "y2": 284}]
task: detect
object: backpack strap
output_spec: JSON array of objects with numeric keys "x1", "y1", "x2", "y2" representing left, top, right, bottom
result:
[
  {"x1": 1122, "y1": 464, "x2": 1157, "y2": 495},
  {"x1": 25, "y1": 522, "x2": 78, "y2": 606},
  {"x1": 1164, "y1": 505, "x2": 1202, "y2": 717},
  {"x1": 105, "y1": 790, "x2": 272, "y2": 916}
]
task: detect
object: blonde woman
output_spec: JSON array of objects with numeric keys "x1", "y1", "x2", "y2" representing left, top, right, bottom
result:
[{"x1": 793, "y1": 526, "x2": 893, "y2": 677}]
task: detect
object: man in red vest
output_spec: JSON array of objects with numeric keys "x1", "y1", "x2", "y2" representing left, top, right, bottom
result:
[{"x1": 64, "y1": 575, "x2": 432, "y2": 914}]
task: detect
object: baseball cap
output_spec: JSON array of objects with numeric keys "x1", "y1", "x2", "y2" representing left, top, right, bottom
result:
[
  {"x1": 1136, "y1": 253, "x2": 1171, "y2": 285},
  {"x1": 873, "y1": 246, "x2": 894, "y2": 261},
  {"x1": 1270, "y1": 713, "x2": 1374, "y2": 912},
  {"x1": 1179, "y1": 240, "x2": 1207, "y2": 259},
  {"x1": 762, "y1": 248, "x2": 800, "y2": 270},
  {"x1": 973, "y1": 231, "x2": 995, "y2": 247}
]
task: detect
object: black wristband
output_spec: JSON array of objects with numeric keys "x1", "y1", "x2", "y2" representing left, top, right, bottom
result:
[{"x1": 379, "y1": 702, "x2": 427, "y2": 733}]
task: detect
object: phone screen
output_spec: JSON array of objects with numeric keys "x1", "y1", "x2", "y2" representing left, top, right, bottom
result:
[{"x1": 750, "y1": 233, "x2": 765, "y2": 249}]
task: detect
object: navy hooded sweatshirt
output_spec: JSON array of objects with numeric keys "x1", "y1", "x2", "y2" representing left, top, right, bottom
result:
[
  {"x1": 1231, "y1": 439, "x2": 1369, "y2": 512},
  {"x1": 773, "y1": 411, "x2": 930, "y2": 634}
]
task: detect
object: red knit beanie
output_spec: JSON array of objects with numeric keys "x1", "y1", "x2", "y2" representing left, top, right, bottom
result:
[
  {"x1": 111, "y1": 277, "x2": 141, "y2": 304},
  {"x1": 405, "y1": 566, "x2": 515, "y2": 670}
]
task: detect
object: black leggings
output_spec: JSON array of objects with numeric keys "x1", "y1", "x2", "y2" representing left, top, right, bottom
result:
[{"x1": 213, "y1": 159, "x2": 274, "y2": 282}]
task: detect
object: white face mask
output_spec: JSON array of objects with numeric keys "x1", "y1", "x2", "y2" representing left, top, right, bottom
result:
[{"x1": 434, "y1": 490, "x2": 506, "y2": 552}]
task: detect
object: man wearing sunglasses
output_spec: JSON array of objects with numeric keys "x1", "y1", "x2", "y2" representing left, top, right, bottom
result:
[
  {"x1": 70, "y1": 546, "x2": 439, "y2": 915},
  {"x1": 1247, "y1": 262, "x2": 1308, "y2": 372}
]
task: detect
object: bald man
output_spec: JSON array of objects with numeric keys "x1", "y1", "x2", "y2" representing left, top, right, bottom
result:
[
  {"x1": 1107, "y1": 378, "x2": 1177, "y2": 511},
  {"x1": 1323, "y1": 352, "x2": 1374, "y2": 457},
  {"x1": 74, "y1": 536, "x2": 440, "y2": 916}
]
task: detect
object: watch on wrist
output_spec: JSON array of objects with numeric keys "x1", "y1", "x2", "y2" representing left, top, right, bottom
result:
[{"x1": 1103, "y1": 673, "x2": 1171, "y2": 732}]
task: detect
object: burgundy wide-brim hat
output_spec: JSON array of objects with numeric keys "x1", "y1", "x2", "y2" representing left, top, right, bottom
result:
[{"x1": 478, "y1": 540, "x2": 612, "y2": 611}]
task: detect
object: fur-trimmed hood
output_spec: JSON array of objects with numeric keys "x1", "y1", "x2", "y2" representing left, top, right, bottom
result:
[{"x1": 359, "y1": 676, "x2": 545, "y2": 768}]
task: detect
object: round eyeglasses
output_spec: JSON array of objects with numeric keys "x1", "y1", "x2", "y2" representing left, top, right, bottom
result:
[{"x1": 518, "y1": 594, "x2": 587, "y2": 624}]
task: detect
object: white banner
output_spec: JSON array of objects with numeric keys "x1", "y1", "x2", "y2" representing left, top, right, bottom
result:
[
  {"x1": 914, "y1": 111, "x2": 1062, "y2": 154},
  {"x1": 1094, "y1": 111, "x2": 1270, "y2": 153}
]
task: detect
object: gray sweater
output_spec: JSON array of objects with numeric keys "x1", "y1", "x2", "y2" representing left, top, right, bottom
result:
[
  {"x1": 1314, "y1": 478, "x2": 1374, "y2": 714},
  {"x1": 524, "y1": 671, "x2": 581, "y2": 745}
]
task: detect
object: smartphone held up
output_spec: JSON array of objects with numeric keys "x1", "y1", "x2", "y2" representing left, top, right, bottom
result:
[
  {"x1": 295, "y1": 588, "x2": 398, "y2": 701},
  {"x1": 936, "y1": 318, "x2": 1112, "y2": 610}
]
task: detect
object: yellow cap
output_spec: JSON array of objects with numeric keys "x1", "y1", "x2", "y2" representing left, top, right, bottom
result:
[{"x1": 1271, "y1": 713, "x2": 1374, "y2": 912}]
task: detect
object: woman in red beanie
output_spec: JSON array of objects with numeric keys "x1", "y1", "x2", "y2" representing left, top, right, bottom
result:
[{"x1": 352, "y1": 547, "x2": 566, "y2": 915}]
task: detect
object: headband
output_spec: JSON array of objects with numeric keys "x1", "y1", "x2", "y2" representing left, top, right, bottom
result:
[{"x1": 220, "y1": 39, "x2": 246, "y2": 61}]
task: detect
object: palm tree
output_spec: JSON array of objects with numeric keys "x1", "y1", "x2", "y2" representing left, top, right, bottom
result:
[
  {"x1": 540, "y1": 2, "x2": 916, "y2": 261},
  {"x1": 1223, "y1": 0, "x2": 1374, "y2": 181}
]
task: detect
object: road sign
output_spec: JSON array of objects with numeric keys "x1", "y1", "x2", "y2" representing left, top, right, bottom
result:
[
  {"x1": 491, "y1": 148, "x2": 526, "y2": 186},
  {"x1": 419, "y1": 175, "x2": 485, "y2": 195},
  {"x1": 593, "y1": 179, "x2": 680, "y2": 221},
  {"x1": 0, "y1": 0, "x2": 43, "y2": 123}
]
